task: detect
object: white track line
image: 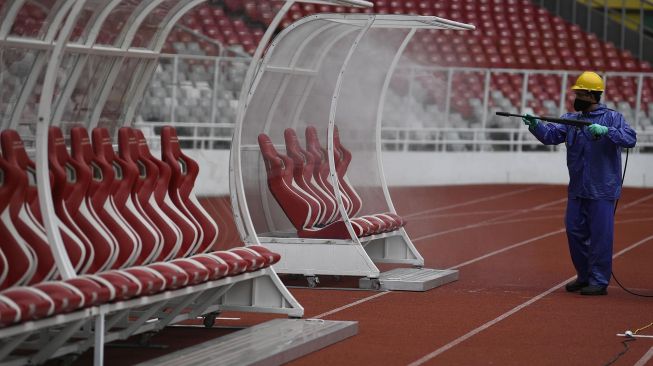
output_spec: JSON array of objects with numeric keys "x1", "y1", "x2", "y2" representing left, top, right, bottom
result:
[
  {"x1": 413, "y1": 198, "x2": 566, "y2": 242},
  {"x1": 635, "y1": 347, "x2": 653, "y2": 366},
  {"x1": 489, "y1": 214, "x2": 565, "y2": 225},
  {"x1": 404, "y1": 186, "x2": 540, "y2": 218},
  {"x1": 411, "y1": 209, "x2": 517, "y2": 221},
  {"x1": 408, "y1": 234, "x2": 653, "y2": 366},
  {"x1": 313, "y1": 291, "x2": 389, "y2": 319},
  {"x1": 489, "y1": 213, "x2": 653, "y2": 226},
  {"x1": 310, "y1": 200, "x2": 652, "y2": 320},
  {"x1": 308, "y1": 194, "x2": 650, "y2": 319},
  {"x1": 446, "y1": 216, "x2": 653, "y2": 271},
  {"x1": 618, "y1": 193, "x2": 653, "y2": 211},
  {"x1": 445, "y1": 229, "x2": 566, "y2": 270}
]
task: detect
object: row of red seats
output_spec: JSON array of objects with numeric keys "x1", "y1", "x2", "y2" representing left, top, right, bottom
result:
[
  {"x1": 0, "y1": 126, "x2": 280, "y2": 327},
  {"x1": 187, "y1": 0, "x2": 651, "y2": 118},
  {"x1": 258, "y1": 126, "x2": 405, "y2": 239}
]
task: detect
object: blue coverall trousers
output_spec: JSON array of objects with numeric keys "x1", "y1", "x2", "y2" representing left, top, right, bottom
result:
[{"x1": 565, "y1": 198, "x2": 615, "y2": 287}]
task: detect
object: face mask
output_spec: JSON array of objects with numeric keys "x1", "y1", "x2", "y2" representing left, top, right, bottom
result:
[{"x1": 573, "y1": 98, "x2": 593, "y2": 111}]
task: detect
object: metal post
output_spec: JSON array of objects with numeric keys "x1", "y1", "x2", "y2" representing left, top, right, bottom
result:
[
  {"x1": 558, "y1": 72, "x2": 568, "y2": 116},
  {"x1": 481, "y1": 70, "x2": 490, "y2": 129},
  {"x1": 602, "y1": 73, "x2": 609, "y2": 105},
  {"x1": 211, "y1": 58, "x2": 220, "y2": 125},
  {"x1": 444, "y1": 68, "x2": 453, "y2": 127},
  {"x1": 408, "y1": 67, "x2": 415, "y2": 114},
  {"x1": 587, "y1": 0, "x2": 592, "y2": 33},
  {"x1": 603, "y1": 0, "x2": 608, "y2": 41},
  {"x1": 171, "y1": 55, "x2": 178, "y2": 123},
  {"x1": 639, "y1": 1, "x2": 644, "y2": 60},
  {"x1": 520, "y1": 71, "x2": 529, "y2": 114},
  {"x1": 621, "y1": 0, "x2": 626, "y2": 49},
  {"x1": 519, "y1": 72, "x2": 529, "y2": 153},
  {"x1": 93, "y1": 314, "x2": 105, "y2": 366},
  {"x1": 635, "y1": 73, "x2": 644, "y2": 130}
]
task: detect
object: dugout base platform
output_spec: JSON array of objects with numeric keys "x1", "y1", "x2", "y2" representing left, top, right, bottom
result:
[
  {"x1": 359, "y1": 268, "x2": 459, "y2": 291},
  {"x1": 135, "y1": 319, "x2": 358, "y2": 366}
]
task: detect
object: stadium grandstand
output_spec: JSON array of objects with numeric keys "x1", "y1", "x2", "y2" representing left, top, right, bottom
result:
[{"x1": 0, "y1": 0, "x2": 652, "y2": 365}]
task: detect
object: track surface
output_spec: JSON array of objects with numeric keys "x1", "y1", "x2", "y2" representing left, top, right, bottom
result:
[{"x1": 69, "y1": 184, "x2": 653, "y2": 366}]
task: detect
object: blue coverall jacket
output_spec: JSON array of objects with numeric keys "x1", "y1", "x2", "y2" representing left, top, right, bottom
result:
[
  {"x1": 528, "y1": 104, "x2": 636, "y2": 286},
  {"x1": 529, "y1": 104, "x2": 637, "y2": 199}
]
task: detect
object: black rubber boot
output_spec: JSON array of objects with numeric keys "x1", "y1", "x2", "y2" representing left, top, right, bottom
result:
[
  {"x1": 565, "y1": 280, "x2": 589, "y2": 292},
  {"x1": 580, "y1": 285, "x2": 608, "y2": 296}
]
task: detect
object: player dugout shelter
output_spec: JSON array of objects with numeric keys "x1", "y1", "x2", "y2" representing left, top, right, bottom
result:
[{"x1": 231, "y1": 13, "x2": 475, "y2": 278}]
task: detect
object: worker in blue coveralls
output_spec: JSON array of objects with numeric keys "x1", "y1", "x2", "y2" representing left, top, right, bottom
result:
[{"x1": 522, "y1": 71, "x2": 637, "y2": 296}]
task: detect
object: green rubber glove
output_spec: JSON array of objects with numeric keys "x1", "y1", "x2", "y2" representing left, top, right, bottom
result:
[
  {"x1": 588, "y1": 124, "x2": 609, "y2": 136},
  {"x1": 522, "y1": 114, "x2": 538, "y2": 128}
]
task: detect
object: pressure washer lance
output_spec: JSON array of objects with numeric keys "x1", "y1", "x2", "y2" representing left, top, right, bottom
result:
[{"x1": 496, "y1": 111, "x2": 592, "y2": 128}]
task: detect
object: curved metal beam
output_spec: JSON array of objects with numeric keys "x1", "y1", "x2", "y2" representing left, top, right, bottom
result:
[
  {"x1": 123, "y1": 0, "x2": 209, "y2": 127},
  {"x1": 326, "y1": 15, "x2": 375, "y2": 244},
  {"x1": 0, "y1": 0, "x2": 27, "y2": 39},
  {"x1": 87, "y1": 0, "x2": 176, "y2": 130},
  {"x1": 230, "y1": 1, "x2": 294, "y2": 243},
  {"x1": 374, "y1": 28, "x2": 415, "y2": 213},
  {"x1": 8, "y1": 0, "x2": 78, "y2": 130},
  {"x1": 35, "y1": 0, "x2": 88, "y2": 280},
  {"x1": 258, "y1": 21, "x2": 341, "y2": 233},
  {"x1": 51, "y1": 0, "x2": 124, "y2": 126}
]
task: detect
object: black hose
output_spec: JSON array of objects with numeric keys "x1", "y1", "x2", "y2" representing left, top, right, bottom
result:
[{"x1": 612, "y1": 149, "x2": 653, "y2": 298}]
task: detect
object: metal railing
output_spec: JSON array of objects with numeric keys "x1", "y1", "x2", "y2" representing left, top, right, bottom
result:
[
  {"x1": 140, "y1": 53, "x2": 250, "y2": 127},
  {"x1": 136, "y1": 121, "x2": 653, "y2": 154},
  {"x1": 140, "y1": 56, "x2": 653, "y2": 153},
  {"x1": 380, "y1": 126, "x2": 653, "y2": 153}
]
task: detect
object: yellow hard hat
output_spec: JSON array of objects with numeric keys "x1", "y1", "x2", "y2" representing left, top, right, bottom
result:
[{"x1": 571, "y1": 71, "x2": 605, "y2": 92}]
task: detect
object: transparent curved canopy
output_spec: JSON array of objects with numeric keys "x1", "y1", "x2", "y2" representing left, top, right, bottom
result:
[
  {"x1": 0, "y1": 0, "x2": 215, "y2": 137},
  {"x1": 235, "y1": 14, "x2": 474, "y2": 239}
]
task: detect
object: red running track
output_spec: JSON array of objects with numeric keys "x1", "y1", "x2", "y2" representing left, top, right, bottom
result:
[{"x1": 68, "y1": 184, "x2": 653, "y2": 366}]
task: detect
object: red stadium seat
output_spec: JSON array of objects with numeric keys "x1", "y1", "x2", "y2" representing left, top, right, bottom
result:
[{"x1": 160, "y1": 127, "x2": 218, "y2": 255}]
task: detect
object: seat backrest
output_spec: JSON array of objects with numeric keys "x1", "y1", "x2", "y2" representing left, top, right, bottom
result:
[
  {"x1": 116, "y1": 127, "x2": 163, "y2": 264},
  {"x1": 92, "y1": 127, "x2": 153, "y2": 267},
  {"x1": 0, "y1": 247, "x2": 7, "y2": 290},
  {"x1": 305, "y1": 126, "x2": 331, "y2": 191},
  {"x1": 284, "y1": 128, "x2": 329, "y2": 227},
  {"x1": 120, "y1": 128, "x2": 179, "y2": 262},
  {"x1": 49, "y1": 126, "x2": 115, "y2": 273},
  {"x1": 160, "y1": 126, "x2": 218, "y2": 254},
  {"x1": 258, "y1": 133, "x2": 314, "y2": 231},
  {"x1": 333, "y1": 126, "x2": 362, "y2": 217},
  {"x1": 48, "y1": 127, "x2": 81, "y2": 208},
  {"x1": 134, "y1": 129, "x2": 197, "y2": 259},
  {"x1": 160, "y1": 126, "x2": 199, "y2": 197},
  {"x1": 92, "y1": 128, "x2": 137, "y2": 207},
  {"x1": 0, "y1": 155, "x2": 36, "y2": 289},
  {"x1": 0, "y1": 130, "x2": 39, "y2": 215},
  {"x1": 71, "y1": 127, "x2": 112, "y2": 212},
  {"x1": 305, "y1": 126, "x2": 351, "y2": 220},
  {"x1": 2, "y1": 130, "x2": 87, "y2": 274},
  {"x1": 0, "y1": 132, "x2": 54, "y2": 284},
  {"x1": 72, "y1": 126, "x2": 139, "y2": 270}
]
